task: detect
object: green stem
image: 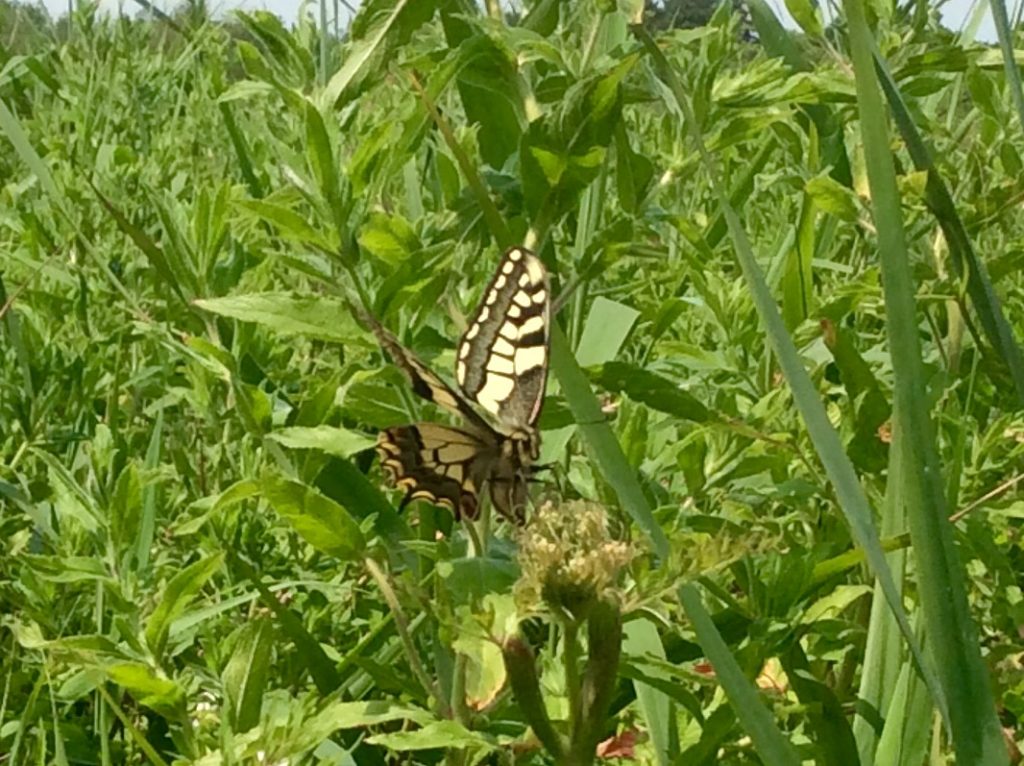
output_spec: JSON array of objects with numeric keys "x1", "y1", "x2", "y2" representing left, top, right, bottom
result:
[
  {"x1": 563, "y1": 621, "x2": 582, "y2": 745},
  {"x1": 450, "y1": 652, "x2": 473, "y2": 727},
  {"x1": 502, "y1": 636, "x2": 567, "y2": 759},
  {"x1": 364, "y1": 557, "x2": 448, "y2": 717}
]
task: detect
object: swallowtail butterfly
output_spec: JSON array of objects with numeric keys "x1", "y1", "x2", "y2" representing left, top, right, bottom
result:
[{"x1": 372, "y1": 247, "x2": 550, "y2": 521}]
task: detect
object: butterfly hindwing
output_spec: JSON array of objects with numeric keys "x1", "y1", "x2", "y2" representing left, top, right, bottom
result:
[
  {"x1": 376, "y1": 424, "x2": 491, "y2": 519},
  {"x1": 371, "y1": 246, "x2": 550, "y2": 522},
  {"x1": 456, "y1": 247, "x2": 550, "y2": 429}
]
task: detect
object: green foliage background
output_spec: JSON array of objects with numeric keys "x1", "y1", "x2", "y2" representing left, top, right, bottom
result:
[{"x1": 1, "y1": 0, "x2": 1023, "y2": 763}]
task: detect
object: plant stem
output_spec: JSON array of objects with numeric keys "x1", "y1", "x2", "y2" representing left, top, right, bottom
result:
[
  {"x1": 563, "y1": 621, "x2": 582, "y2": 745},
  {"x1": 364, "y1": 556, "x2": 448, "y2": 717},
  {"x1": 450, "y1": 652, "x2": 473, "y2": 727}
]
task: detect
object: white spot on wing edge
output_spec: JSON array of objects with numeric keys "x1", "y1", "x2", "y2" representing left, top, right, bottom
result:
[
  {"x1": 524, "y1": 253, "x2": 546, "y2": 281},
  {"x1": 476, "y1": 373, "x2": 514, "y2": 415},
  {"x1": 519, "y1": 315, "x2": 545, "y2": 335},
  {"x1": 486, "y1": 355, "x2": 514, "y2": 374},
  {"x1": 514, "y1": 345, "x2": 547, "y2": 374}
]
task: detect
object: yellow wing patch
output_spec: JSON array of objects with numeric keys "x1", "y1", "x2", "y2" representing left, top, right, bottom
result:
[
  {"x1": 456, "y1": 247, "x2": 550, "y2": 429},
  {"x1": 372, "y1": 246, "x2": 551, "y2": 523}
]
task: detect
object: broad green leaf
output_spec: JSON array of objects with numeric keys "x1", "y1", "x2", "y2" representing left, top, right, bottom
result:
[
  {"x1": 20, "y1": 556, "x2": 112, "y2": 584},
  {"x1": 145, "y1": 552, "x2": 225, "y2": 661},
  {"x1": 106, "y1": 663, "x2": 186, "y2": 719},
  {"x1": 800, "y1": 584, "x2": 872, "y2": 624},
  {"x1": 262, "y1": 475, "x2": 366, "y2": 561},
  {"x1": 235, "y1": 198, "x2": 337, "y2": 253},
  {"x1": 304, "y1": 99, "x2": 345, "y2": 239},
  {"x1": 357, "y1": 212, "x2": 422, "y2": 267},
  {"x1": 461, "y1": 642, "x2": 507, "y2": 711},
  {"x1": 323, "y1": 0, "x2": 438, "y2": 108},
  {"x1": 805, "y1": 175, "x2": 859, "y2": 223},
  {"x1": 575, "y1": 296, "x2": 640, "y2": 367},
  {"x1": 438, "y1": 558, "x2": 519, "y2": 605},
  {"x1": 38, "y1": 457, "x2": 101, "y2": 534},
  {"x1": 367, "y1": 720, "x2": 495, "y2": 751},
  {"x1": 303, "y1": 700, "x2": 432, "y2": 729},
  {"x1": 268, "y1": 426, "x2": 376, "y2": 458},
  {"x1": 441, "y1": 25, "x2": 523, "y2": 168},
  {"x1": 222, "y1": 619, "x2": 273, "y2": 733},
  {"x1": 194, "y1": 293, "x2": 368, "y2": 345},
  {"x1": 110, "y1": 460, "x2": 142, "y2": 550},
  {"x1": 592, "y1": 362, "x2": 710, "y2": 423},
  {"x1": 784, "y1": 0, "x2": 823, "y2": 37}
]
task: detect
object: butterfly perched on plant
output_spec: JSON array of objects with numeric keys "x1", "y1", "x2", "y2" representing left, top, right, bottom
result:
[{"x1": 370, "y1": 247, "x2": 550, "y2": 521}]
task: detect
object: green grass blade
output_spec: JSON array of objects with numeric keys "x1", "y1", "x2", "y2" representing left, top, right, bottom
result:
[
  {"x1": 136, "y1": 408, "x2": 163, "y2": 573},
  {"x1": 873, "y1": 49, "x2": 1024, "y2": 406},
  {"x1": 549, "y1": 324, "x2": 670, "y2": 559},
  {"x1": 623, "y1": 618, "x2": 676, "y2": 765},
  {"x1": 679, "y1": 584, "x2": 802, "y2": 766},
  {"x1": 843, "y1": 0, "x2": 1006, "y2": 759},
  {"x1": 634, "y1": 23, "x2": 941, "y2": 718},
  {"x1": 853, "y1": 435, "x2": 908, "y2": 762},
  {"x1": 990, "y1": 0, "x2": 1024, "y2": 131}
]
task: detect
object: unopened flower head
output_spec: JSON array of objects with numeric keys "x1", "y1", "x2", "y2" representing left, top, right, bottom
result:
[{"x1": 516, "y1": 501, "x2": 633, "y2": 620}]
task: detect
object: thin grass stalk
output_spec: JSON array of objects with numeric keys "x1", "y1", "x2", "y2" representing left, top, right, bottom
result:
[
  {"x1": 843, "y1": 0, "x2": 1006, "y2": 759},
  {"x1": 632, "y1": 21, "x2": 941, "y2": 720},
  {"x1": 990, "y1": 0, "x2": 1024, "y2": 133}
]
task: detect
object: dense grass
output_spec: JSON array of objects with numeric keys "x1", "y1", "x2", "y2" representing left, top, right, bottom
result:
[{"x1": 1, "y1": 0, "x2": 1023, "y2": 763}]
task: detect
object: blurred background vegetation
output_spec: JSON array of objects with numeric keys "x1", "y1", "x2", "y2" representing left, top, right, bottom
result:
[{"x1": 1, "y1": 0, "x2": 1023, "y2": 764}]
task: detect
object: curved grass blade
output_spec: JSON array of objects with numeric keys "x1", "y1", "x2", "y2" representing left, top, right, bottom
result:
[
  {"x1": 843, "y1": 0, "x2": 1006, "y2": 759},
  {"x1": 549, "y1": 325, "x2": 670, "y2": 559},
  {"x1": 679, "y1": 584, "x2": 801, "y2": 766},
  {"x1": 633, "y1": 23, "x2": 943, "y2": 723},
  {"x1": 872, "y1": 47, "x2": 1024, "y2": 406}
]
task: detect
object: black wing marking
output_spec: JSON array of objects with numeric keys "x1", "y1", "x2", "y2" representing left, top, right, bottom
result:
[
  {"x1": 364, "y1": 312, "x2": 495, "y2": 435},
  {"x1": 456, "y1": 247, "x2": 550, "y2": 430},
  {"x1": 376, "y1": 423, "x2": 492, "y2": 520}
]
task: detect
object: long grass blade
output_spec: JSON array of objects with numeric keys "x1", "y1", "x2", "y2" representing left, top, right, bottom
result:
[
  {"x1": 633, "y1": 23, "x2": 942, "y2": 719},
  {"x1": 990, "y1": 0, "x2": 1024, "y2": 131},
  {"x1": 872, "y1": 48, "x2": 1024, "y2": 406},
  {"x1": 843, "y1": 0, "x2": 1006, "y2": 758},
  {"x1": 679, "y1": 584, "x2": 801, "y2": 765}
]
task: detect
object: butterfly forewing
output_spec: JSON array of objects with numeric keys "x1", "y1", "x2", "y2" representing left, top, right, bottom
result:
[
  {"x1": 376, "y1": 424, "x2": 490, "y2": 519},
  {"x1": 371, "y1": 246, "x2": 551, "y2": 522},
  {"x1": 456, "y1": 247, "x2": 550, "y2": 429},
  {"x1": 367, "y1": 314, "x2": 494, "y2": 434}
]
